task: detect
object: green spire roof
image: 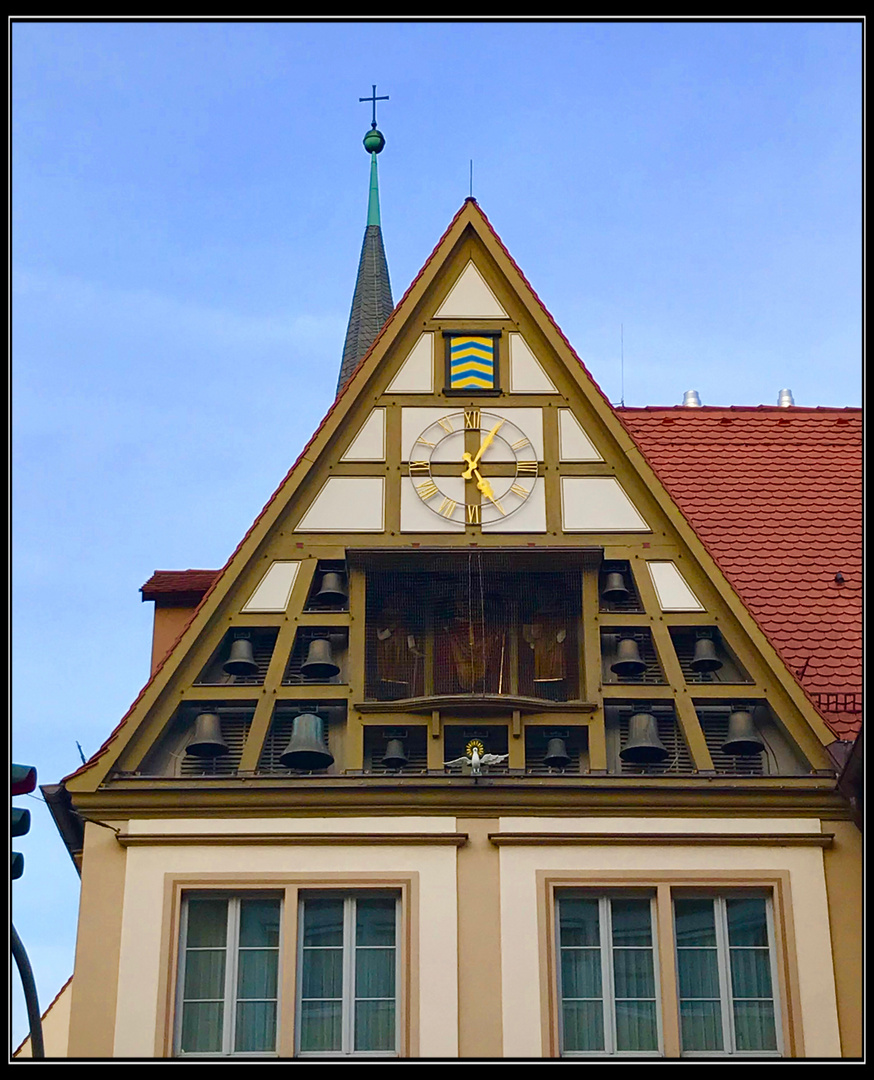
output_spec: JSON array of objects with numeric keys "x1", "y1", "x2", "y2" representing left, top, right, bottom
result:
[{"x1": 336, "y1": 119, "x2": 393, "y2": 396}]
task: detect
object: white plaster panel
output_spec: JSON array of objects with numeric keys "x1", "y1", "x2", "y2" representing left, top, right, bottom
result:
[
  {"x1": 388, "y1": 334, "x2": 434, "y2": 394},
  {"x1": 498, "y1": 817, "x2": 823, "y2": 835},
  {"x1": 295, "y1": 477, "x2": 385, "y2": 533},
  {"x1": 478, "y1": 408, "x2": 544, "y2": 462},
  {"x1": 401, "y1": 476, "x2": 466, "y2": 533},
  {"x1": 113, "y1": 836, "x2": 460, "y2": 1059},
  {"x1": 434, "y1": 260, "x2": 508, "y2": 319},
  {"x1": 402, "y1": 408, "x2": 465, "y2": 462},
  {"x1": 647, "y1": 560, "x2": 705, "y2": 611},
  {"x1": 341, "y1": 408, "x2": 386, "y2": 462},
  {"x1": 497, "y1": 835, "x2": 840, "y2": 1060},
  {"x1": 508, "y1": 333, "x2": 557, "y2": 393},
  {"x1": 558, "y1": 408, "x2": 603, "y2": 461},
  {"x1": 481, "y1": 477, "x2": 546, "y2": 533},
  {"x1": 241, "y1": 561, "x2": 301, "y2": 613},
  {"x1": 560, "y1": 477, "x2": 650, "y2": 531}
]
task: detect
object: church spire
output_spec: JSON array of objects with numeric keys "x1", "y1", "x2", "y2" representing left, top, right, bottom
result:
[{"x1": 336, "y1": 86, "x2": 394, "y2": 396}]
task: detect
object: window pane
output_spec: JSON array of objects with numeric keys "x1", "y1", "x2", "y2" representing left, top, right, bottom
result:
[
  {"x1": 615, "y1": 999, "x2": 658, "y2": 1051},
  {"x1": 355, "y1": 1000, "x2": 396, "y2": 1051},
  {"x1": 730, "y1": 948, "x2": 773, "y2": 1000},
  {"x1": 559, "y1": 897, "x2": 600, "y2": 947},
  {"x1": 674, "y1": 899, "x2": 717, "y2": 946},
  {"x1": 677, "y1": 948, "x2": 721, "y2": 999},
  {"x1": 726, "y1": 898, "x2": 768, "y2": 948},
  {"x1": 301, "y1": 947, "x2": 343, "y2": 999},
  {"x1": 235, "y1": 1001, "x2": 277, "y2": 1053},
  {"x1": 734, "y1": 999, "x2": 778, "y2": 1052},
  {"x1": 680, "y1": 999, "x2": 724, "y2": 1052},
  {"x1": 562, "y1": 1000, "x2": 605, "y2": 1051},
  {"x1": 237, "y1": 949, "x2": 278, "y2": 1000},
  {"x1": 303, "y1": 899, "x2": 344, "y2": 947},
  {"x1": 299, "y1": 999, "x2": 342, "y2": 1052},
  {"x1": 239, "y1": 898, "x2": 281, "y2": 948},
  {"x1": 613, "y1": 948, "x2": 655, "y2": 999},
  {"x1": 561, "y1": 948, "x2": 601, "y2": 999},
  {"x1": 183, "y1": 949, "x2": 226, "y2": 1000},
  {"x1": 180, "y1": 1001, "x2": 224, "y2": 1053},
  {"x1": 611, "y1": 899, "x2": 653, "y2": 947},
  {"x1": 356, "y1": 897, "x2": 396, "y2": 946},
  {"x1": 186, "y1": 898, "x2": 228, "y2": 947},
  {"x1": 356, "y1": 947, "x2": 396, "y2": 999}
]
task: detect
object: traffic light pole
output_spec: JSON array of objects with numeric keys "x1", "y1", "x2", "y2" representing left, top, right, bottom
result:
[{"x1": 12, "y1": 923, "x2": 45, "y2": 1058}]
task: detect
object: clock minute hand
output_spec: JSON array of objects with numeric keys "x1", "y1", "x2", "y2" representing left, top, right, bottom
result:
[{"x1": 461, "y1": 420, "x2": 504, "y2": 479}]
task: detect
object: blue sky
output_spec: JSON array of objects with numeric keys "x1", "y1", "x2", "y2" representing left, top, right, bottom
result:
[{"x1": 11, "y1": 18, "x2": 862, "y2": 1052}]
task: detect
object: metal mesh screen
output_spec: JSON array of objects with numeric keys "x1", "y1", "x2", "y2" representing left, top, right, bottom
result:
[{"x1": 365, "y1": 563, "x2": 581, "y2": 701}]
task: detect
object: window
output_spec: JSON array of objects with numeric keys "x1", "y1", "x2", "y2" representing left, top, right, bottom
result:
[
  {"x1": 297, "y1": 893, "x2": 399, "y2": 1056},
  {"x1": 674, "y1": 895, "x2": 781, "y2": 1056},
  {"x1": 556, "y1": 894, "x2": 661, "y2": 1055},
  {"x1": 176, "y1": 894, "x2": 281, "y2": 1056}
]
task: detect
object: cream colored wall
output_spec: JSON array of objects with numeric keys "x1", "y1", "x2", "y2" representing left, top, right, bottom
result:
[
  {"x1": 496, "y1": 816, "x2": 841, "y2": 1060},
  {"x1": 112, "y1": 817, "x2": 459, "y2": 1059},
  {"x1": 14, "y1": 978, "x2": 72, "y2": 1058}
]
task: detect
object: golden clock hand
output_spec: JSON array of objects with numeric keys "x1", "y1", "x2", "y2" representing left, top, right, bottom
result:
[
  {"x1": 462, "y1": 420, "x2": 504, "y2": 479},
  {"x1": 474, "y1": 469, "x2": 506, "y2": 516}
]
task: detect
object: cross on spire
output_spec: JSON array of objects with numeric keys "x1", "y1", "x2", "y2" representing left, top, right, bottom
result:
[{"x1": 360, "y1": 84, "x2": 389, "y2": 129}]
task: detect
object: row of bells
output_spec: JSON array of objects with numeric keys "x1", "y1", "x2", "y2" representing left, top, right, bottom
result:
[
  {"x1": 610, "y1": 633, "x2": 723, "y2": 676},
  {"x1": 222, "y1": 635, "x2": 342, "y2": 680},
  {"x1": 186, "y1": 711, "x2": 334, "y2": 770},
  {"x1": 620, "y1": 707, "x2": 764, "y2": 762}
]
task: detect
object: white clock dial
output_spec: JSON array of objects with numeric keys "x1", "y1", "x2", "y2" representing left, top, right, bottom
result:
[{"x1": 408, "y1": 409, "x2": 540, "y2": 526}]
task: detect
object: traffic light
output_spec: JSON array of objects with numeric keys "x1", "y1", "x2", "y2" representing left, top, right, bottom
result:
[{"x1": 12, "y1": 763, "x2": 37, "y2": 880}]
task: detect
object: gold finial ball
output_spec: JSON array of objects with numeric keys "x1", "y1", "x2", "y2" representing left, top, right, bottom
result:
[{"x1": 363, "y1": 127, "x2": 385, "y2": 154}]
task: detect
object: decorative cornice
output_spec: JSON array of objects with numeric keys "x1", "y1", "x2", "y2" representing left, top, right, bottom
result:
[
  {"x1": 117, "y1": 831, "x2": 468, "y2": 848},
  {"x1": 489, "y1": 831, "x2": 834, "y2": 848}
]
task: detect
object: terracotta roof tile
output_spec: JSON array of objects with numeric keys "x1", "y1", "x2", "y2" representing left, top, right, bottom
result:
[{"x1": 619, "y1": 406, "x2": 862, "y2": 738}]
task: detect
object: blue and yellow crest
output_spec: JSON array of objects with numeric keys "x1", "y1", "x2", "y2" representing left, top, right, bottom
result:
[{"x1": 448, "y1": 335, "x2": 496, "y2": 390}]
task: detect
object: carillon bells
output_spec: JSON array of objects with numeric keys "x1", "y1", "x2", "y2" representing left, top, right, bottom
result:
[
  {"x1": 601, "y1": 570, "x2": 630, "y2": 604},
  {"x1": 690, "y1": 631, "x2": 723, "y2": 674},
  {"x1": 279, "y1": 712, "x2": 334, "y2": 770},
  {"x1": 223, "y1": 633, "x2": 258, "y2": 677},
  {"x1": 620, "y1": 710, "x2": 670, "y2": 764},
  {"x1": 544, "y1": 737, "x2": 571, "y2": 769},
  {"x1": 186, "y1": 712, "x2": 230, "y2": 758},
  {"x1": 722, "y1": 706, "x2": 765, "y2": 756},
  {"x1": 382, "y1": 738, "x2": 408, "y2": 770},
  {"x1": 610, "y1": 636, "x2": 647, "y2": 676},
  {"x1": 315, "y1": 571, "x2": 348, "y2": 606},
  {"x1": 300, "y1": 637, "x2": 340, "y2": 680}
]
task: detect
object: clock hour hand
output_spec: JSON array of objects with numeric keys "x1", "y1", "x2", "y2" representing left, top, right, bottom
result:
[{"x1": 461, "y1": 420, "x2": 504, "y2": 479}]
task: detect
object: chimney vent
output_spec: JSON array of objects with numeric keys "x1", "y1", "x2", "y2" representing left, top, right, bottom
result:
[
  {"x1": 777, "y1": 388, "x2": 795, "y2": 407},
  {"x1": 682, "y1": 390, "x2": 702, "y2": 407}
]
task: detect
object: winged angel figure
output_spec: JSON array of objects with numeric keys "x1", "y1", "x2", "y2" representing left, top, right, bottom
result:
[{"x1": 443, "y1": 745, "x2": 509, "y2": 776}]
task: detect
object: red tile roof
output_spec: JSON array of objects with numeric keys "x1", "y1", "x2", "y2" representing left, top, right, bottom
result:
[
  {"x1": 619, "y1": 406, "x2": 862, "y2": 738},
  {"x1": 140, "y1": 569, "x2": 221, "y2": 601}
]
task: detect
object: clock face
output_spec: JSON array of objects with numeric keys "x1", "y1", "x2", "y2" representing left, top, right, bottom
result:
[{"x1": 408, "y1": 409, "x2": 539, "y2": 525}]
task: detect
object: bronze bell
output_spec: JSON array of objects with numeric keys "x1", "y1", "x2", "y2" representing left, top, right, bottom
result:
[
  {"x1": 279, "y1": 712, "x2": 334, "y2": 770},
  {"x1": 315, "y1": 571, "x2": 348, "y2": 606},
  {"x1": 620, "y1": 711, "x2": 670, "y2": 763},
  {"x1": 601, "y1": 571, "x2": 630, "y2": 603},
  {"x1": 722, "y1": 707, "x2": 765, "y2": 756},
  {"x1": 382, "y1": 738, "x2": 408, "y2": 770},
  {"x1": 544, "y1": 737, "x2": 571, "y2": 769},
  {"x1": 690, "y1": 632, "x2": 723, "y2": 673},
  {"x1": 300, "y1": 637, "x2": 340, "y2": 680},
  {"x1": 186, "y1": 712, "x2": 230, "y2": 758},
  {"x1": 223, "y1": 634, "x2": 258, "y2": 677},
  {"x1": 611, "y1": 636, "x2": 647, "y2": 676}
]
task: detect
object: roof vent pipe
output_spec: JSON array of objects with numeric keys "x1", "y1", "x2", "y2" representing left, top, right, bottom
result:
[
  {"x1": 682, "y1": 390, "x2": 702, "y2": 407},
  {"x1": 777, "y1": 388, "x2": 795, "y2": 407}
]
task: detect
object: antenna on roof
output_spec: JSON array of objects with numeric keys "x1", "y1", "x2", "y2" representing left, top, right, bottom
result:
[
  {"x1": 76, "y1": 741, "x2": 87, "y2": 765},
  {"x1": 620, "y1": 324, "x2": 625, "y2": 407},
  {"x1": 470, "y1": 160, "x2": 474, "y2": 199}
]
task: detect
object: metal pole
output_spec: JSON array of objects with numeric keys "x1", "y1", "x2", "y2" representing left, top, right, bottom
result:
[{"x1": 12, "y1": 922, "x2": 44, "y2": 1058}]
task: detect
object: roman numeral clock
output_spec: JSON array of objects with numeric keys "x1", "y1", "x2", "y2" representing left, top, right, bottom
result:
[{"x1": 409, "y1": 409, "x2": 539, "y2": 525}]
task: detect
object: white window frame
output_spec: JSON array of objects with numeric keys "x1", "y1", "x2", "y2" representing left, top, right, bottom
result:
[
  {"x1": 174, "y1": 892, "x2": 282, "y2": 1058},
  {"x1": 555, "y1": 893, "x2": 663, "y2": 1057},
  {"x1": 295, "y1": 891, "x2": 401, "y2": 1058},
  {"x1": 674, "y1": 893, "x2": 783, "y2": 1058}
]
